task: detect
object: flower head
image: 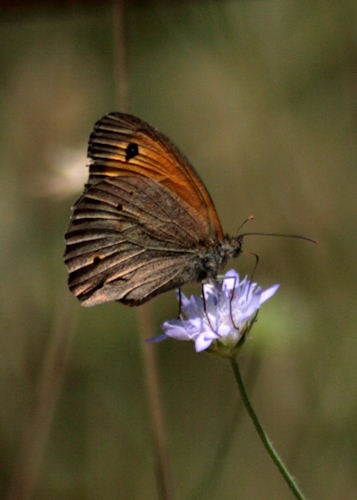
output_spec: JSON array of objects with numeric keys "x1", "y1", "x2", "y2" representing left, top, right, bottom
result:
[{"x1": 153, "y1": 270, "x2": 279, "y2": 357}]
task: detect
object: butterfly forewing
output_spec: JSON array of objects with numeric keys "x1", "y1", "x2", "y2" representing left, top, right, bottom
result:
[{"x1": 87, "y1": 113, "x2": 223, "y2": 241}]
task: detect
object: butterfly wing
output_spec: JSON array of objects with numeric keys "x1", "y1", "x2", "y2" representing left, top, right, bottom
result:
[
  {"x1": 64, "y1": 113, "x2": 224, "y2": 306},
  {"x1": 87, "y1": 112, "x2": 223, "y2": 241},
  {"x1": 65, "y1": 176, "x2": 214, "y2": 306}
]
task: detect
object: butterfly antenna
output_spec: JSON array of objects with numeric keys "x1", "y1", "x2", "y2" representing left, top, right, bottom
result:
[
  {"x1": 239, "y1": 232, "x2": 318, "y2": 245},
  {"x1": 236, "y1": 215, "x2": 255, "y2": 234}
]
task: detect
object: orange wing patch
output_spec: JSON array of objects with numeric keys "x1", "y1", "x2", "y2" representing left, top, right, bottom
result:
[{"x1": 87, "y1": 113, "x2": 223, "y2": 242}]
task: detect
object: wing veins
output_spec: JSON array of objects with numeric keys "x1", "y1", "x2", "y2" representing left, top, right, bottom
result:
[{"x1": 84, "y1": 181, "x2": 201, "y2": 244}]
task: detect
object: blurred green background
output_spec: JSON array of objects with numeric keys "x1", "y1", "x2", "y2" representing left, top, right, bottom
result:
[{"x1": 1, "y1": 1, "x2": 356, "y2": 499}]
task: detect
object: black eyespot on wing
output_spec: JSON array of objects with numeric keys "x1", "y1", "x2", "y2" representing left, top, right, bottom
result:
[{"x1": 125, "y1": 142, "x2": 139, "y2": 161}]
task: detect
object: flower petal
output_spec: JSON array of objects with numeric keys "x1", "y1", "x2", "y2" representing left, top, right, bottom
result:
[
  {"x1": 182, "y1": 293, "x2": 203, "y2": 318},
  {"x1": 221, "y1": 269, "x2": 239, "y2": 295},
  {"x1": 162, "y1": 320, "x2": 192, "y2": 341},
  {"x1": 146, "y1": 333, "x2": 168, "y2": 343},
  {"x1": 260, "y1": 284, "x2": 280, "y2": 304},
  {"x1": 195, "y1": 334, "x2": 214, "y2": 352},
  {"x1": 160, "y1": 269, "x2": 280, "y2": 356}
]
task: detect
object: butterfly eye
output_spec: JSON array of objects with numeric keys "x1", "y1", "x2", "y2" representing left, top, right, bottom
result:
[
  {"x1": 116, "y1": 203, "x2": 123, "y2": 211},
  {"x1": 125, "y1": 142, "x2": 139, "y2": 161},
  {"x1": 92, "y1": 255, "x2": 104, "y2": 265}
]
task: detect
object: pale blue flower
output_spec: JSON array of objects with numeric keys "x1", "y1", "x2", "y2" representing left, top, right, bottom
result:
[{"x1": 152, "y1": 270, "x2": 279, "y2": 357}]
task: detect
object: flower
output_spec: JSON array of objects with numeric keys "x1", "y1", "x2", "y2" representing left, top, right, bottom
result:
[{"x1": 152, "y1": 270, "x2": 279, "y2": 357}]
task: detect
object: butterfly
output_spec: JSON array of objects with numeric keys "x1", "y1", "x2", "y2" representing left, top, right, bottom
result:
[{"x1": 64, "y1": 112, "x2": 243, "y2": 307}]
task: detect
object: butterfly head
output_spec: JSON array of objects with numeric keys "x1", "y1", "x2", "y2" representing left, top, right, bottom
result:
[
  {"x1": 222, "y1": 235, "x2": 244, "y2": 260},
  {"x1": 196, "y1": 235, "x2": 243, "y2": 282}
]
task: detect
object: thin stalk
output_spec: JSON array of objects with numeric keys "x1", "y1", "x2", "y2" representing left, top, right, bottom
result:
[
  {"x1": 137, "y1": 305, "x2": 174, "y2": 500},
  {"x1": 6, "y1": 295, "x2": 77, "y2": 500},
  {"x1": 230, "y1": 357, "x2": 306, "y2": 500}
]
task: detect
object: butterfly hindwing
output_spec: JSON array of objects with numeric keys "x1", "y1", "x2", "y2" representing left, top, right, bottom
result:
[{"x1": 65, "y1": 176, "x2": 209, "y2": 306}]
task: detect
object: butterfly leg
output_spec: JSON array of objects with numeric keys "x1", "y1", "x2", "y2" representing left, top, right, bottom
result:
[
  {"x1": 228, "y1": 274, "x2": 239, "y2": 330},
  {"x1": 242, "y1": 250, "x2": 260, "y2": 285},
  {"x1": 201, "y1": 283, "x2": 221, "y2": 336},
  {"x1": 177, "y1": 288, "x2": 182, "y2": 318}
]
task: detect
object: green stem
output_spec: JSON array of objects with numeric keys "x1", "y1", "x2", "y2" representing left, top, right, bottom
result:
[{"x1": 230, "y1": 357, "x2": 306, "y2": 500}]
